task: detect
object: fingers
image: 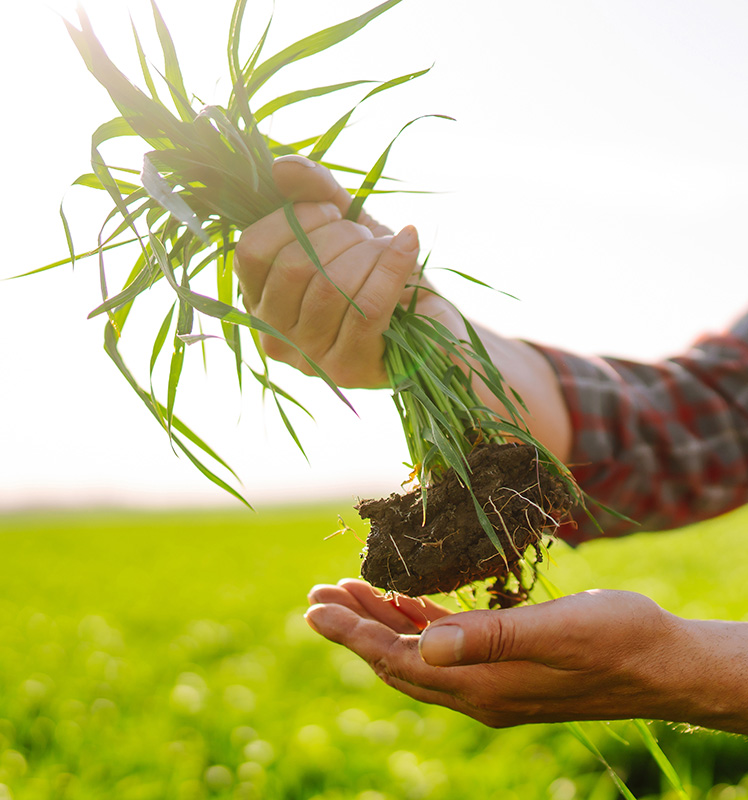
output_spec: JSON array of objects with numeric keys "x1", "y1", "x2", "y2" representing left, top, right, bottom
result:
[
  {"x1": 305, "y1": 603, "x2": 463, "y2": 694},
  {"x1": 273, "y1": 156, "x2": 349, "y2": 209},
  {"x1": 322, "y1": 226, "x2": 419, "y2": 387},
  {"x1": 340, "y1": 579, "x2": 451, "y2": 632},
  {"x1": 308, "y1": 583, "x2": 419, "y2": 634},
  {"x1": 256, "y1": 219, "x2": 375, "y2": 334},
  {"x1": 235, "y1": 155, "x2": 420, "y2": 387},
  {"x1": 306, "y1": 583, "x2": 371, "y2": 619},
  {"x1": 307, "y1": 580, "x2": 451, "y2": 635},
  {"x1": 235, "y1": 201, "x2": 341, "y2": 309},
  {"x1": 337, "y1": 579, "x2": 452, "y2": 631}
]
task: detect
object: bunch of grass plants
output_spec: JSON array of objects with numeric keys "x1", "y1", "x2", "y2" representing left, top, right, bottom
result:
[
  {"x1": 24, "y1": 0, "x2": 590, "y2": 579},
  {"x1": 22, "y1": 2, "x2": 693, "y2": 794}
]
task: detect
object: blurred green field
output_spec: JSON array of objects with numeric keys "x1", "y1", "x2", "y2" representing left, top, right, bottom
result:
[{"x1": 1, "y1": 503, "x2": 747, "y2": 800}]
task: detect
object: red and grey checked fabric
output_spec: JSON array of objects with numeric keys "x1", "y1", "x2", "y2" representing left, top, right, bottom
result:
[{"x1": 535, "y1": 310, "x2": 748, "y2": 544}]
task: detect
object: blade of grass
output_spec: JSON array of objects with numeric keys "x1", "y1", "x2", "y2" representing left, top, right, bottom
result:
[
  {"x1": 150, "y1": 232, "x2": 356, "y2": 412},
  {"x1": 346, "y1": 115, "x2": 453, "y2": 222},
  {"x1": 631, "y1": 720, "x2": 690, "y2": 800},
  {"x1": 103, "y1": 323, "x2": 248, "y2": 505},
  {"x1": 245, "y1": 0, "x2": 403, "y2": 99},
  {"x1": 149, "y1": 0, "x2": 195, "y2": 121},
  {"x1": 131, "y1": 14, "x2": 161, "y2": 102},
  {"x1": 254, "y1": 80, "x2": 374, "y2": 123},
  {"x1": 283, "y1": 202, "x2": 364, "y2": 315},
  {"x1": 309, "y1": 67, "x2": 432, "y2": 162},
  {"x1": 141, "y1": 154, "x2": 208, "y2": 242}
]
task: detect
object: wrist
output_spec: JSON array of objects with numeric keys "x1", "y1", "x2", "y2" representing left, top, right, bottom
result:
[{"x1": 645, "y1": 614, "x2": 748, "y2": 734}]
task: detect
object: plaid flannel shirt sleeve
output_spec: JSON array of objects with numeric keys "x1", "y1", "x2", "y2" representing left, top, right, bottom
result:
[{"x1": 534, "y1": 311, "x2": 748, "y2": 544}]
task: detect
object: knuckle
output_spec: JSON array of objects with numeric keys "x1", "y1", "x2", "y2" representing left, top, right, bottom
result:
[
  {"x1": 353, "y1": 292, "x2": 388, "y2": 326},
  {"x1": 335, "y1": 218, "x2": 373, "y2": 240},
  {"x1": 259, "y1": 333, "x2": 288, "y2": 362},
  {"x1": 307, "y1": 272, "x2": 346, "y2": 308},
  {"x1": 275, "y1": 244, "x2": 315, "y2": 285},
  {"x1": 294, "y1": 354, "x2": 316, "y2": 377},
  {"x1": 484, "y1": 616, "x2": 514, "y2": 663},
  {"x1": 235, "y1": 228, "x2": 268, "y2": 275}
]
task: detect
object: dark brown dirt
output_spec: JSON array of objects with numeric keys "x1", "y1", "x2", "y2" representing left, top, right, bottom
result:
[{"x1": 357, "y1": 443, "x2": 573, "y2": 607}]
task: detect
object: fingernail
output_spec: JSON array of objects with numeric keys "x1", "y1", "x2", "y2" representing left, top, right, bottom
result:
[
  {"x1": 281, "y1": 154, "x2": 317, "y2": 169},
  {"x1": 304, "y1": 605, "x2": 323, "y2": 633},
  {"x1": 307, "y1": 585, "x2": 323, "y2": 604},
  {"x1": 419, "y1": 625, "x2": 464, "y2": 666},
  {"x1": 391, "y1": 225, "x2": 418, "y2": 253}
]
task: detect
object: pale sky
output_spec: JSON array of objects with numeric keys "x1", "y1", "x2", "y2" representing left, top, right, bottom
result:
[{"x1": 1, "y1": 0, "x2": 747, "y2": 511}]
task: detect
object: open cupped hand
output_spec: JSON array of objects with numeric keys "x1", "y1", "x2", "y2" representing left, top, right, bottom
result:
[{"x1": 306, "y1": 579, "x2": 748, "y2": 734}]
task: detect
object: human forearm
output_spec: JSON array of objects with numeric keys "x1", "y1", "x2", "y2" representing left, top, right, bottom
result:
[
  {"x1": 659, "y1": 616, "x2": 748, "y2": 734},
  {"x1": 467, "y1": 321, "x2": 572, "y2": 463}
]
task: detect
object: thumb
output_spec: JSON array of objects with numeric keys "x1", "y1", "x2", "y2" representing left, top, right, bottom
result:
[
  {"x1": 272, "y1": 155, "x2": 352, "y2": 215},
  {"x1": 418, "y1": 600, "x2": 571, "y2": 667},
  {"x1": 273, "y1": 155, "x2": 393, "y2": 236}
]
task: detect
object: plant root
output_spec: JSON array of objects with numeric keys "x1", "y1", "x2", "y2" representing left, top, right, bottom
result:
[{"x1": 357, "y1": 443, "x2": 573, "y2": 608}]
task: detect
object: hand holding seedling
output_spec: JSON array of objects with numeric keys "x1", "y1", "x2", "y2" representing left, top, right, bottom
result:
[
  {"x1": 306, "y1": 579, "x2": 748, "y2": 734},
  {"x1": 235, "y1": 154, "x2": 444, "y2": 389},
  {"x1": 235, "y1": 155, "x2": 573, "y2": 458}
]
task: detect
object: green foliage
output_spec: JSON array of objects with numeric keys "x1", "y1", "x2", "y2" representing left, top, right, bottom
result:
[
  {"x1": 32, "y1": 0, "x2": 586, "y2": 551},
  {"x1": 42, "y1": 0, "x2": 424, "y2": 504},
  {"x1": 0, "y1": 504, "x2": 747, "y2": 799}
]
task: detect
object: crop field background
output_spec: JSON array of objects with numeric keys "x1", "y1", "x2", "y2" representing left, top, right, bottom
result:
[{"x1": 0, "y1": 503, "x2": 747, "y2": 800}]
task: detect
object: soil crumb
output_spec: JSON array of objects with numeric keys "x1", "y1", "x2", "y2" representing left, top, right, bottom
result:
[{"x1": 357, "y1": 443, "x2": 572, "y2": 606}]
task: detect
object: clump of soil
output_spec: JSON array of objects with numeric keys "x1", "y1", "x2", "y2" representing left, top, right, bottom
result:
[{"x1": 357, "y1": 443, "x2": 573, "y2": 608}]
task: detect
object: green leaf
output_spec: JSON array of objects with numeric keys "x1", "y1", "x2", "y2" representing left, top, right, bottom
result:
[
  {"x1": 632, "y1": 721, "x2": 689, "y2": 800},
  {"x1": 565, "y1": 723, "x2": 639, "y2": 800},
  {"x1": 131, "y1": 14, "x2": 162, "y2": 102},
  {"x1": 141, "y1": 154, "x2": 208, "y2": 242},
  {"x1": 197, "y1": 106, "x2": 259, "y2": 189},
  {"x1": 167, "y1": 340, "x2": 185, "y2": 433},
  {"x1": 254, "y1": 80, "x2": 374, "y2": 123},
  {"x1": 309, "y1": 67, "x2": 432, "y2": 163},
  {"x1": 87, "y1": 261, "x2": 155, "y2": 318},
  {"x1": 346, "y1": 115, "x2": 453, "y2": 222},
  {"x1": 103, "y1": 323, "x2": 248, "y2": 505},
  {"x1": 430, "y1": 267, "x2": 520, "y2": 300},
  {"x1": 59, "y1": 202, "x2": 76, "y2": 272},
  {"x1": 245, "y1": 0, "x2": 403, "y2": 99},
  {"x1": 73, "y1": 171, "x2": 140, "y2": 195},
  {"x1": 151, "y1": 303, "x2": 176, "y2": 376},
  {"x1": 150, "y1": 232, "x2": 356, "y2": 412},
  {"x1": 150, "y1": 0, "x2": 195, "y2": 121}
]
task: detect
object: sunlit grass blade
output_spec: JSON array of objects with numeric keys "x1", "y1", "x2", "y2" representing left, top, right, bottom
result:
[
  {"x1": 244, "y1": 0, "x2": 403, "y2": 99},
  {"x1": 151, "y1": 303, "x2": 175, "y2": 380},
  {"x1": 87, "y1": 262, "x2": 154, "y2": 318},
  {"x1": 59, "y1": 202, "x2": 76, "y2": 271},
  {"x1": 131, "y1": 14, "x2": 161, "y2": 102},
  {"x1": 346, "y1": 115, "x2": 453, "y2": 222},
  {"x1": 103, "y1": 324, "x2": 248, "y2": 505},
  {"x1": 430, "y1": 267, "x2": 521, "y2": 300},
  {"x1": 309, "y1": 67, "x2": 432, "y2": 163},
  {"x1": 565, "y1": 722, "x2": 639, "y2": 800},
  {"x1": 254, "y1": 80, "x2": 374, "y2": 123},
  {"x1": 141, "y1": 154, "x2": 208, "y2": 241},
  {"x1": 150, "y1": 233, "x2": 356, "y2": 412},
  {"x1": 149, "y1": 0, "x2": 194, "y2": 121},
  {"x1": 73, "y1": 171, "x2": 140, "y2": 194},
  {"x1": 631, "y1": 720, "x2": 690, "y2": 800}
]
